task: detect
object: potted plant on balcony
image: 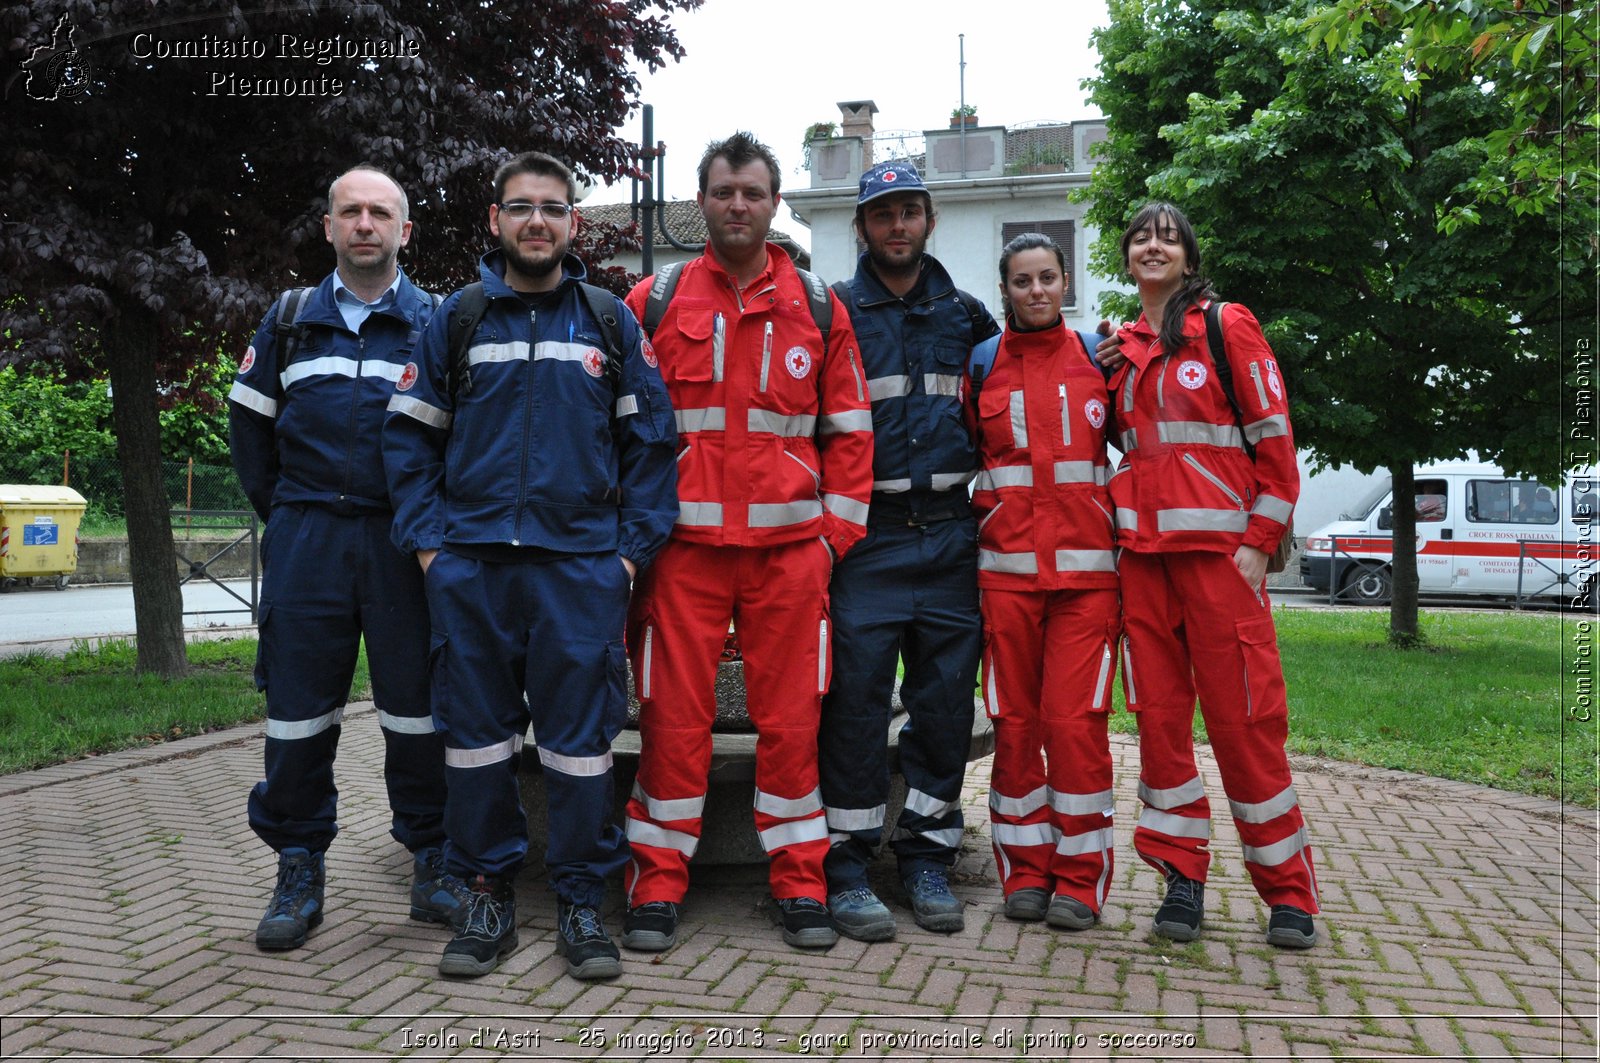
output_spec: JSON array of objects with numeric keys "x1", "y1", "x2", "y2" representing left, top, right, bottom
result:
[
  {"x1": 949, "y1": 104, "x2": 978, "y2": 129},
  {"x1": 801, "y1": 121, "x2": 837, "y2": 171}
]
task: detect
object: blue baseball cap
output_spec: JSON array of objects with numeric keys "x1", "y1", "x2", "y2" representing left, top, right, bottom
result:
[{"x1": 857, "y1": 161, "x2": 928, "y2": 206}]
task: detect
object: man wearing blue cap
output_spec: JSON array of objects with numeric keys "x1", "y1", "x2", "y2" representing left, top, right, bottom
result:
[{"x1": 818, "y1": 160, "x2": 1000, "y2": 939}]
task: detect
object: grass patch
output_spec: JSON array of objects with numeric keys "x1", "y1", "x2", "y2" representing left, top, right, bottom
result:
[{"x1": 0, "y1": 637, "x2": 370, "y2": 774}]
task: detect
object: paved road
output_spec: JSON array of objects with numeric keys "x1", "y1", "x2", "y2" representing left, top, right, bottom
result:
[{"x1": 0, "y1": 577, "x2": 257, "y2": 653}]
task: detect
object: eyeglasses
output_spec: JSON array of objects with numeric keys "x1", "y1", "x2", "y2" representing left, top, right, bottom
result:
[{"x1": 498, "y1": 201, "x2": 572, "y2": 221}]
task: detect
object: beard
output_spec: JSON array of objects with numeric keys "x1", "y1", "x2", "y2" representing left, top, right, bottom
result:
[
  {"x1": 501, "y1": 234, "x2": 565, "y2": 283},
  {"x1": 866, "y1": 238, "x2": 926, "y2": 279}
]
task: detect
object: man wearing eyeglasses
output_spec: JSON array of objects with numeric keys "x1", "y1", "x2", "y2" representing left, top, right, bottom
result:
[
  {"x1": 384, "y1": 151, "x2": 678, "y2": 982},
  {"x1": 229, "y1": 165, "x2": 462, "y2": 955}
]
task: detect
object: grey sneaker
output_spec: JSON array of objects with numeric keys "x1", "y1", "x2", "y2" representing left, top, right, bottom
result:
[
  {"x1": 439, "y1": 875, "x2": 518, "y2": 977},
  {"x1": 1045, "y1": 893, "x2": 1098, "y2": 931},
  {"x1": 256, "y1": 848, "x2": 325, "y2": 951},
  {"x1": 902, "y1": 869, "x2": 964, "y2": 933},
  {"x1": 1004, "y1": 887, "x2": 1049, "y2": 922},
  {"x1": 410, "y1": 847, "x2": 471, "y2": 928},
  {"x1": 827, "y1": 886, "x2": 896, "y2": 942}
]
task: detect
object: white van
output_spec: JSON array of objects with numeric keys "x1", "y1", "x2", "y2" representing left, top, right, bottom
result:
[{"x1": 1299, "y1": 460, "x2": 1595, "y2": 604}]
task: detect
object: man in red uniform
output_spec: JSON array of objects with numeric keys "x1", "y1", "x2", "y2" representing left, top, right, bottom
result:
[{"x1": 620, "y1": 132, "x2": 874, "y2": 952}]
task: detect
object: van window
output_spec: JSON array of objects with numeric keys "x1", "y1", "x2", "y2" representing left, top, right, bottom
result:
[
  {"x1": 1575, "y1": 486, "x2": 1596, "y2": 523},
  {"x1": 1377, "y1": 478, "x2": 1447, "y2": 530},
  {"x1": 1469, "y1": 479, "x2": 1557, "y2": 525}
]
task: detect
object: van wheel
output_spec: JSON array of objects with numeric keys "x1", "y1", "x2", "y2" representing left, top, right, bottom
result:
[{"x1": 1342, "y1": 564, "x2": 1392, "y2": 604}]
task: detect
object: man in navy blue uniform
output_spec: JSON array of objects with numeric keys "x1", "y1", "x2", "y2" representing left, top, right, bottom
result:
[
  {"x1": 228, "y1": 166, "x2": 462, "y2": 952},
  {"x1": 819, "y1": 161, "x2": 1000, "y2": 940},
  {"x1": 384, "y1": 151, "x2": 678, "y2": 982}
]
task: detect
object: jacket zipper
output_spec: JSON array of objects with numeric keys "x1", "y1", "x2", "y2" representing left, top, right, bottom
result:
[
  {"x1": 641, "y1": 625, "x2": 654, "y2": 699},
  {"x1": 1249, "y1": 362, "x2": 1269, "y2": 410},
  {"x1": 340, "y1": 334, "x2": 364, "y2": 501},
  {"x1": 847, "y1": 346, "x2": 864, "y2": 401},
  {"x1": 1122, "y1": 365, "x2": 1138, "y2": 414},
  {"x1": 713, "y1": 313, "x2": 725, "y2": 382},
  {"x1": 513, "y1": 309, "x2": 537, "y2": 544},
  {"x1": 1091, "y1": 497, "x2": 1115, "y2": 533},
  {"x1": 817, "y1": 618, "x2": 829, "y2": 693},
  {"x1": 784, "y1": 449, "x2": 820, "y2": 489},
  {"x1": 1156, "y1": 354, "x2": 1169, "y2": 408},
  {"x1": 977, "y1": 501, "x2": 1004, "y2": 534},
  {"x1": 1059, "y1": 382, "x2": 1071, "y2": 447},
  {"x1": 1182, "y1": 453, "x2": 1246, "y2": 510},
  {"x1": 1090, "y1": 641, "x2": 1113, "y2": 710},
  {"x1": 1121, "y1": 636, "x2": 1138, "y2": 705},
  {"x1": 759, "y1": 321, "x2": 773, "y2": 392}
]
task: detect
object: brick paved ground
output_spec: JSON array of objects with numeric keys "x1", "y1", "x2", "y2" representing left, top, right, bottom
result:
[{"x1": 0, "y1": 706, "x2": 1593, "y2": 1062}]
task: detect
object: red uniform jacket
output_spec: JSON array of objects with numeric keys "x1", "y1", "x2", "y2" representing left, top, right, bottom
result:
[
  {"x1": 968, "y1": 322, "x2": 1118, "y2": 592},
  {"x1": 625, "y1": 246, "x2": 874, "y2": 558},
  {"x1": 1107, "y1": 301, "x2": 1297, "y2": 555}
]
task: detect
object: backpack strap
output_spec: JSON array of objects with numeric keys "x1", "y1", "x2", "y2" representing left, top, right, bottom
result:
[
  {"x1": 793, "y1": 267, "x2": 833, "y2": 354},
  {"x1": 577, "y1": 281, "x2": 626, "y2": 387},
  {"x1": 641, "y1": 260, "x2": 687, "y2": 339},
  {"x1": 1076, "y1": 330, "x2": 1108, "y2": 370},
  {"x1": 967, "y1": 332, "x2": 1003, "y2": 401},
  {"x1": 272, "y1": 287, "x2": 315, "y2": 378},
  {"x1": 446, "y1": 282, "x2": 489, "y2": 401},
  {"x1": 1203, "y1": 300, "x2": 1254, "y2": 459}
]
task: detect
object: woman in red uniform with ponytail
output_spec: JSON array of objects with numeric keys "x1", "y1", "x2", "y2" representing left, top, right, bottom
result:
[
  {"x1": 970, "y1": 233, "x2": 1119, "y2": 931},
  {"x1": 1108, "y1": 202, "x2": 1319, "y2": 949}
]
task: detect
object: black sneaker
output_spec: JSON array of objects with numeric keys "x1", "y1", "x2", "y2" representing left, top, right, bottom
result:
[
  {"x1": 409, "y1": 847, "x2": 471, "y2": 928},
  {"x1": 1152, "y1": 868, "x2": 1204, "y2": 942},
  {"x1": 256, "y1": 848, "x2": 325, "y2": 951},
  {"x1": 1003, "y1": 887, "x2": 1049, "y2": 922},
  {"x1": 557, "y1": 902, "x2": 622, "y2": 981},
  {"x1": 622, "y1": 900, "x2": 679, "y2": 952},
  {"x1": 776, "y1": 897, "x2": 838, "y2": 950},
  {"x1": 438, "y1": 875, "x2": 518, "y2": 977},
  {"x1": 1045, "y1": 893, "x2": 1098, "y2": 931},
  {"x1": 1266, "y1": 905, "x2": 1318, "y2": 949}
]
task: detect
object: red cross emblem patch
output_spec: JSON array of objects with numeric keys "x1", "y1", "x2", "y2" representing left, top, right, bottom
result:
[
  {"x1": 239, "y1": 346, "x2": 256, "y2": 374},
  {"x1": 641, "y1": 337, "x2": 658, "y2": 369},
  {"x1": 397, "y1": 362, "x2": 418, "y2": 392},
  {"x1": 1177, "y1": 359, "x2": 1208, "y2": 390},
  {"x1": 1084, "y1": 398, "x2": 1106, "y2": 429},
  {"x1": 582, "y1": 348, "x2": 606, "y2": 378},
  {"x1": 785, "y1": 346, "x2": 813, "y2": 380}
]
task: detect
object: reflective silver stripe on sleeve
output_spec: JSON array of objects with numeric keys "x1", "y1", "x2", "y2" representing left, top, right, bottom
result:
[
  {"x1": 1008, "y1": 391, "x2": 1029, "y2": 447},
  {"x1": 819, "y1": 409, "x2": 873, "y2": 435},
  {"x1": 1053, "y1": 461, "x2": 1108, "y2": 485},
  {"x1": 675, "y1": 501, "x2": 725, "y2": 527},
  {"x1": 1116, "y1": 508, "x2": 1139, "y2": 531},
  {"x1": 1056, "y1": 825, "x2": 1115, "y2": 857},
  {"x1": 1120, "y1": 428, "x2": 1138, "y2": 451},
  {"x1": 229, "y1": 381, "x2": 278, "y2": 418},
  {"x1": 1242, "y1": 826, "x2": 1311, "y2": 867},
  {"x1": 1156, "y1": 421, "x2": 1245, "y2": 449},
  {"x1": 266, "y1": 707, "x2": 343, "y2": 740},
  {"x1": 823, "y1": 493, "x2": 869, "y2": 527},
  {"x1": 632, "y1": 780, "x2": 707, "y2": 822},
  {"x1": 1243, "y1": 413, "x2": 1290, "y2": 444},
  {"x1": 975, "y1": 466, "x2": 1033, "y2": 491},
  {"x1": 388, "y1": 393, "x2": 453, "y2": 429},
  {"x1": 1054, "y1": 549, "x2": 1116, "y2": 573},
  {"x1": 615, "y1": 394, "x2": 639, "y2": 418},
  {"x1": 992, "y1": 822, "x2": 1055, "y2": 847},
  {"x1": 1049, "y1": 788, "x2": 1114, "y2": 817},
  {"x1": 537, "y1": 746, "x2": 612, "y2": 777},
  {"x1": 1156, "y1": 508, "x2": 1251, "y2": 533},
  {"x1": 748, "y1": 409, "x2": 818, "y2": 436},
  {"x1": 444, "y1": 733, "x2": 524, "y2": 769},
  {"x1": 749, "y1": 500, "x2": 823, "y2": 527},
  {"x1": 1138, "y1": 777, "x2": 1207, "y2": 810},
  {"x1": 754, "y1": 787, "x2": 823, "y2": 819},
  {"x1": 979, "y1": 549, "x2": 1039, "y2": 575},
  {"x1": 826, "y1": 805, "x2": 886, "y2": 832},
  {"x1": 467, "y1": 340, "x2": 531, "y2": 366},
  {"x1": 377, "y1": 711, "x2": 436, "y2": 735},
  {"x1": 872, "y1": 477, "x2": 912, "y2": 493},
  {"x1": 626, "y1": 819, "x2": 699, "y2": 857},
  {"x1": 903, "y1": 788, "x2": 960, "y2": 820},
  {"x1": 1136, "y1": 808, "x2": 1211, "y2": 840},
  {"x1": 1229, "y1": 785, "x2": 1299, "y2": 825},
  {"x1": 675, "y1": 407, "x2": 727, "y2": 434},
  {"x1": 867, "y1": 374, "x2": 910, "y2": 399},
  {"x1": 989, "y1": 784, "x2": 1049, "y2": 818},
  {"x1": 922, "y1": 372, "x2": 961, "y2": 397},
  {"x1": 282, "y1": 355, "x2": 359, "y2": 385},
  {"x1": 533, "y1": 340, "x2": 601, "y2": 364},
  {"x1": 931, "y1": 470, "x2": 977, "y2": 490},
  {"x1": 1252, "y1": 493, "x2": 1294, "y2": 523},
  {"x1": 758, "y1": 817, "x2": 829, "y2": 852}
]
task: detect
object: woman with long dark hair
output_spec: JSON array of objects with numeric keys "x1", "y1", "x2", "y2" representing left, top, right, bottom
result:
[
  {"x1": 969, "y1": 233, "x2": 1119, "y2": 931},
  {"x1": 1108, "y1": 202, "x2": 1318, "y2": 948}
]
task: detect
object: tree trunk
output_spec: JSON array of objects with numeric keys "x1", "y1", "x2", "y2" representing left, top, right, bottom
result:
[
  {"x1": 1388, "y1": 462, "x2": 1422, "y2": 646},
  {"x1": 106, "y1": 308, "x2": 189, "y2": 678}
]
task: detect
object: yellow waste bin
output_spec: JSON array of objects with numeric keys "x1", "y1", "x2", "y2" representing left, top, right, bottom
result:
[{"x1": 0, "y1": 485, "x2": 87, "y2": 590}]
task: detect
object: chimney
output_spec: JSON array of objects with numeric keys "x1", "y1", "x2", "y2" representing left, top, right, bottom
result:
[{"x1": 838, "y1": 100, "x2": 879, "y2": 167}]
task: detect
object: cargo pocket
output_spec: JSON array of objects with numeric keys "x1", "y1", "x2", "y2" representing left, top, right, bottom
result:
[
  {"x1": 980, "y1": 623, "x2": 1001, "y2": 719},
  {"x1": 427, "y1": 630, "x2": 450, "y2": 730},
  {"x1": 1236, "y1": 614, "x2": 1287, "y2": 723},
  {"x1": 253, "y1": 603, "x2": 273, "y2": 693},
  {"x1": 1120, "y1": 634, "x2": 1140, "y2": 713},
  {"x1": 1089, "y1": 621, "x2": 1121, "y2": 714},
  {"x1": 602, "y1": 639, "x2": 629, "y2": 741},
  {"x1": 816, "y1": 598, "x2": 833, "y2": 695}
]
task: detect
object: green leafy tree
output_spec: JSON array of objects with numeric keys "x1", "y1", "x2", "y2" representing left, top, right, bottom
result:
[
  {"x1": 1086, "y1": 0, "x2": 1581, "y2": 644},
  {"x1": 1, "y1": 0, "x2": 697, "y2": 676}
]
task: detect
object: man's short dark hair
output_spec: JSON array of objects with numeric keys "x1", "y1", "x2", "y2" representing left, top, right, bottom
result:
[
  {"x1": 493, "y1": 151, "x2": 577, "y2": 205},
  {"x1": 697, "y1": 131, "x2": 781, "y2": 196}
]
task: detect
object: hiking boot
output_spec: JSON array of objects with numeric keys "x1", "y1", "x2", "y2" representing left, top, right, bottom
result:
[
  {"x1": 256, "y1": 848, "x2": 325, "y2": 951},
  {"x1": 409, "y1": 847, "x2": 471, "y2": 928},
  {"x1": 1046, "y1": 893, "x2": 1098, "y2": 931},
  {"x1": 556, "y1": 902, "x2": 622, "y2": 981},
  {"x1": 1152, "y1": 868, "x2": 1204, "y2": 942},
  {"x1": 438, "y1": 875, "x2": 518, "y2": 977},
  {"x1": 828, "y1": 886, "x2": 896, "y2": 942},
  {"x1": 1004, "y1": 887, "x2": 1049, "y2": 922},
  {"x1": 622, "y1": 900, "x2": 679, "y2": 952},
  {"x1": 1266, "y1": 905, "x2": 1318, "y2": 949},
  {"x1": 776, "y1": 897, "x2": 838, "y2": 949},
  {"x1": 902, "y1": 869, "x2": 964, "y2": 933}
]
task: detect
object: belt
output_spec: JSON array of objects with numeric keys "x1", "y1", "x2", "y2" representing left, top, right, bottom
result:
[{"x1": 867, "y1": 491, "x2": 972, "y2": 527}]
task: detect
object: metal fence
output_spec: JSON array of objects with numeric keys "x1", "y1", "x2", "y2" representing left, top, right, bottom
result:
[{"x1": 0, "y1": 452, "x2": 249, "y2": 530}]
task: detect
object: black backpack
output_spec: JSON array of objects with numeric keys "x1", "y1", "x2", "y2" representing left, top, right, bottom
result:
[
  {"x1": 641, "y1": 259, "x2": 833, "y2": 351},
  {"x1": 272, "y1": 286, "x2": 442, "y2": 376}
]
